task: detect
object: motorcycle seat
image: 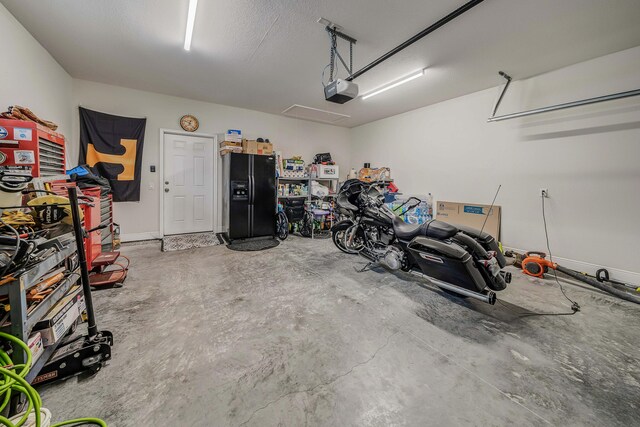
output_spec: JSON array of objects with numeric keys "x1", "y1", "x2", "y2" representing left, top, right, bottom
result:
[{"x1": 393, "y1": 217, "x2": 458, "y2": 241}]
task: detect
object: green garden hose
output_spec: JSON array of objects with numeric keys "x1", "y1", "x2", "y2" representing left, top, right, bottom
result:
[{"x1": 0, "y1": 332, "x2": 107, "y2": 427}]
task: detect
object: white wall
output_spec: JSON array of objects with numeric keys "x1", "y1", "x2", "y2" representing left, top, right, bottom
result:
[
  {"x1": 70, "y1": 79, "x2": 351, "y2": 241},
  {"x1": 0, "y1": 4, "x2": 72, "y2": 137},
  {"x1": 4, "y1": 1, "x2": 638, "y2": 281},
  {"x1": 350, "y1": 46, "x2": 640, "y2": 282}
]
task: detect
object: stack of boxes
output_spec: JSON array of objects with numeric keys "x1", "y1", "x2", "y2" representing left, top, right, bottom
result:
[
  {"x1": 219, "y1": 129, "x2": 274, "y2": 156},
  {"x1": 219, "y1": 129, "x2": 243, "y2": 156}
]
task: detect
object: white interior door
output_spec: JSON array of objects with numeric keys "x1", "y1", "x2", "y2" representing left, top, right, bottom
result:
[{"x1": 163, "y1": 133, "x2": 214, "y2": 235}]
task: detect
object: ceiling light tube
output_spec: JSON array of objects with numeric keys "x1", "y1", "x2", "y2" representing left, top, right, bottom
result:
[
  {"x1": 184, "y1": 0, "x2": 199, "y2": 51},
  {"x1": 361, "y1": 69, "x2": 426, "y2": 100}
]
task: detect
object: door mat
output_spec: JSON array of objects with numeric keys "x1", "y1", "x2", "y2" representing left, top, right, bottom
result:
[
  {"x1": 226, "y1": 239, "x2": 280, "y2": 252},
  {"x1": 161, "y1": 232, "x2": 221, "y2": 252}
]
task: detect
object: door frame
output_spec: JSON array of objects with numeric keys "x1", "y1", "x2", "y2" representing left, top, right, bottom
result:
[{"x1": 159, "y1": 129, "x2": 218, "y2": 238}]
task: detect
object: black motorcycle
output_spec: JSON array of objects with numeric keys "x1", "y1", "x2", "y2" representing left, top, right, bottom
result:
[
  {"x1": 332, "y1": 181, "x2": 421, "y2": 254},
  {"x1": 331, "y1": 180, "x2": 367, "y2": 253},
  {"x1": 331, "y1": 180, "x2": 510, "y2": 304}
]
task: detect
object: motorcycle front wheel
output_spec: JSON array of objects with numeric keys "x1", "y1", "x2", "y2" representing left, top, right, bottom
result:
[
  {"x1": 332, "y1": 228, "x2": 360, "y2": 254},
  {"x1": 342, "y1": 224, "x2": 365, "y2": 253}
]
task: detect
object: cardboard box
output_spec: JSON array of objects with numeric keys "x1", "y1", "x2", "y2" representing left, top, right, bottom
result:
[
  {"x1": 258, "y1": 142, "x2": 273, "y2": 155},
  {"x1": 242, "y1": 140, "x2": 273, "y2": 155},
  {"x1": 28, "y1": 332, "x2": 44, "y2": 364},
  {"x1": 33, "y1": 285, "x2": 84, "y2": 347},
  {"x1": 219, "y1": 141, "x2": 243, "y2": 156},
  {"x1": 225, "y1": 129, "x2": 242, "y2": 142},
  {"x1": 435, "y1": 201, "x2": 502, "y2": 240},
  {"x1": 242, "y1": 140, "x2": 258, "y2": 154},
  {"x1": 310, "y1": 164, "x2": 339, "y2": 179},
  {"x1": 219, "y1": 147, "x2": 243, "y2": 156},
  {"x1": 219, "y1": 140, "x2": 242, "y2": 148},
  {"x1": 284, "y1": 158, "x2": 305, "y2": 171}
]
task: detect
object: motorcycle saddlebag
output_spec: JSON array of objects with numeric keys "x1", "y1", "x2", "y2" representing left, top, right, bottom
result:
[
  {"x1": 407, "y1": 236, "x2": 487, "y2": 293},
  {"x1": 455, "y1": 225, "x2": 506, "y2": 268}
]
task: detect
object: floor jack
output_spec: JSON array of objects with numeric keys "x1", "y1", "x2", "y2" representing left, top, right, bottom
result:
[
  {"x1": 32, "y1": 187, "x2": 113, "y2": 386},
  {"x1": 89, "y1": 251, "x2": 129, "y2": 288}
]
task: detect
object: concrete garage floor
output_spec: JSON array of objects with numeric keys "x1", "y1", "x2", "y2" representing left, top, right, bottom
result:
[{"x1": 39, "y1": 236, "x2": 639, "y2": 426}]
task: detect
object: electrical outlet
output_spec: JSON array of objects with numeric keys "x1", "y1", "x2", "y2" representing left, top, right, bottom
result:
[{"x1": 540, "y1": 188, "x2": 549, "y2": 198}]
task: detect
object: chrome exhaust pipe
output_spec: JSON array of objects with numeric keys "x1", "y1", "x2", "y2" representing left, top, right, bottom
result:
[{"x1": 409, "y1": 270, "x2": 497, "y2": 305}]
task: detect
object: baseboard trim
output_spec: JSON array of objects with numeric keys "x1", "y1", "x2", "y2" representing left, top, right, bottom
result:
[
  {"x1": 121, "y1": 232, "x2": 161, "y2": 243},
  {"x1": 504, "y1": 246, "x2": 640, "y2": 285}
]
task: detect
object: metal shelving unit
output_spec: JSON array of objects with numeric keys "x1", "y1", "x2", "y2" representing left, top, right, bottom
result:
[
  {"x1": 276, "y1": 176, "x2": 311, "y2": 200},
  {"x1": 0, "y1": 234, "x2": 82, "y2": 373},
  {"x1": 277, "y1": 175, "x2": 342, "y2": 238},
  {"x1": 308, "y1": 177, "x2": 340, "y2": 238},
  {"x1": 310, "y1": 177, "x2": 340, "y2": 198},
  {"x1": 277, "y1": 176, "x2": 311, "y2": 237}
]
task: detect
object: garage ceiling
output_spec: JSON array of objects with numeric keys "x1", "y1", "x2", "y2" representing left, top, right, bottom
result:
[{"x1": 3, "y1": 0, "x2": 640, "y2": 127}]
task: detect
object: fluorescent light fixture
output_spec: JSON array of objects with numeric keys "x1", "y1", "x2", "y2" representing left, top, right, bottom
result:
[
  {"x1": 317, "y1": 17, "x2": 342, "y2": 31},
  {"x1": 184, "y1": 0, "x2": 199, "y2": 51},
  {"x1": 361, "y1": 69, "x2": 426, "y2": 100}
]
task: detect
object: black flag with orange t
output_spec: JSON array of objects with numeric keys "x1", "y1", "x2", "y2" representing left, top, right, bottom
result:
[{"x1": 78, "y1": 107, "x2": 146, "y2": 202}]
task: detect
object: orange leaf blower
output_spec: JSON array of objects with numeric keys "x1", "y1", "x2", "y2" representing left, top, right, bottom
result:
[
  {"x1": 521, "y1": 251, "x2": 557, "y2": 278},
  {"x1": 521, "y1": 251, "x2": 640, "y2": 304}
]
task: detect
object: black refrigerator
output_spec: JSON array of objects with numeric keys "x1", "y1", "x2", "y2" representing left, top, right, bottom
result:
[{"x1": 222, "y1": 153, "x2": 276, "y2": 241}]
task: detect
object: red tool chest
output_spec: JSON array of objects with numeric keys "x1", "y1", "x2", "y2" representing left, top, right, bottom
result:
[
  {"x1": 0, "y1": 119, "x2": 66, "y2": 177},
  {"x1": 81, "y1": 187, "x2": 104, "y2": 269},
  {"x1": 50, "y1": 182, "x2": 104, "y2": 270}
]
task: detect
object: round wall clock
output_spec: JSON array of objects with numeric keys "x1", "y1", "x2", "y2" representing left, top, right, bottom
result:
[{"x1": 180, "y1": 114, "x2": 199, "y2": 132}]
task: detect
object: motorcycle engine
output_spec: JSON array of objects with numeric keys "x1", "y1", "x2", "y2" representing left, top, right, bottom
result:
[
  {"x1": 380, "y1": 228, "x2": 394, "y2": 245},
  {"x1": 380, "y1": 246, "x2": 404, "y2": 271}
]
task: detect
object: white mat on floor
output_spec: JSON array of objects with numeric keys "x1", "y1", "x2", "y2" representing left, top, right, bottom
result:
[{"x1": 161, "y1": 232, "x2": 221, "y2": 252}]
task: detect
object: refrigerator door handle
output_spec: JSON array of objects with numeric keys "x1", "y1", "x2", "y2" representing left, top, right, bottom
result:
[
  {"x1": 249, "y1": 175, "x2": 254, "y2": 204},
  {"x1": 249, "y1": 175, "x2": 254, "y2": 236}
]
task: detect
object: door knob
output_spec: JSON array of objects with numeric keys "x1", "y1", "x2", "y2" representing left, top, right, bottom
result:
[
  {"x1": 164, "y1": 188, "x2": 170, "y2": 192},
  {"x1": 165, "y1": 181, "x2": 169, "y2": 185}
]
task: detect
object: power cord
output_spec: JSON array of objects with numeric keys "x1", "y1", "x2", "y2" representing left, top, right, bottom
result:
[
  {"x1": 0, "y1": 332, "x2": 107, "y2": 426},
  {"x1": 541, "y1": 194, "x2": 581, "y2": 314},
  {"x1": 0, "y1": 219, "x2": 21, "y2": 279},
  {"x1": 495, "y1": 194, "x2": 580, "y2": 318},
  {"x1": 496, "y1": 298, "x2": 578, "y2": 317}
]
